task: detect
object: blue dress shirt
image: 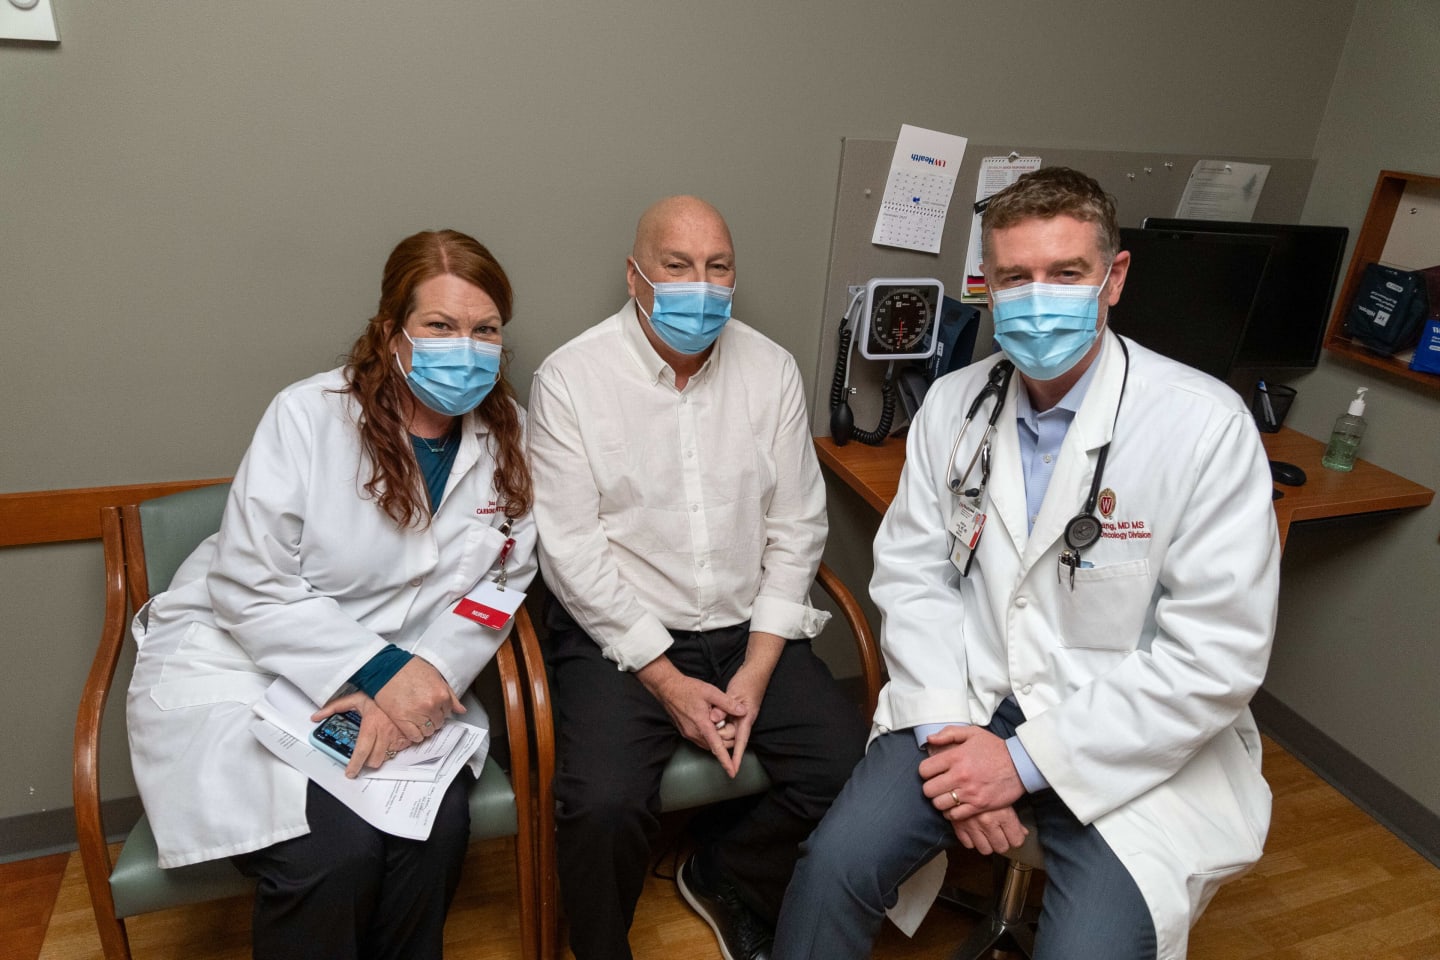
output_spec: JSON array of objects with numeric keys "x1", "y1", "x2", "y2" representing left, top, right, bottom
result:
[{"x1": 914, "y1": 360, "x2": 1099, "y2": 795}]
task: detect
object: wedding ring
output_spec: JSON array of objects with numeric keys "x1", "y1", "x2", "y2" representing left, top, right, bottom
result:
[
  {"x1": 950, "y1": 790, "x2": 960, "y2": 807},
  {"x1": 385, "y1": 749, "x2": 397, "y2": 760},
  {"x1": 715, "y1": 720, "x2": 727, "y2": 730},
  {"x1": 423, "y1": 719, "x2": 434, "y2": 729}
]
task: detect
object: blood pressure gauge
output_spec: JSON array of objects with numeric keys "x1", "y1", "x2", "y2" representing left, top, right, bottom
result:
[{"x1": 857, "y1": 278, "x2": 944, "y2": 360}]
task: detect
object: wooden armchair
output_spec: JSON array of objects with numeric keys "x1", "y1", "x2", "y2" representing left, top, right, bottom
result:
[
  {"x1": 515, "y1": 563, "x2": 882, "y2": 959},
  {"x1": 73, "y1": 484, "x2": 541, "y2": 959}
]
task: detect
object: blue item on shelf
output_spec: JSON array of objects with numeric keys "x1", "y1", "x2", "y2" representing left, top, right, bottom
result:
[{"x1": 1409, "y1": 318, "x2": 1440, "y2": 374}]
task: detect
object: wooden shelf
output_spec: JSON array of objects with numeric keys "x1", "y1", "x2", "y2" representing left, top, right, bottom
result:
[
  {"x1": 815, "y1": 428, "x2": 1433, "y2": 554},
  {"x1": 1322, "y1": 169, "x2": 1440, "y2": 390}
]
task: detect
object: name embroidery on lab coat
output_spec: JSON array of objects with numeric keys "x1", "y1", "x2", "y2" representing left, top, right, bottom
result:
[{"x1": 1095, "y1": 488, "x2": 1151, "y2": 540}]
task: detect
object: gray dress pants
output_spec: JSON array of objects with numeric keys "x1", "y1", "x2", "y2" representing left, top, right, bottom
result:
[{"x1": 773, "y1": 698, "x2": 1157, "y2": 960}]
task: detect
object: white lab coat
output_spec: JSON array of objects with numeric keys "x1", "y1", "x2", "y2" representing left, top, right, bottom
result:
[
  {"x1": 871, "y1": 332, "x2": 1279, "y2": 959},
  {"x1": 126, "y1": 369, "x2": 538, "y2": 868}
]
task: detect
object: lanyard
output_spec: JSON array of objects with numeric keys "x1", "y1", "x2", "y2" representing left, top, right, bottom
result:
[
  {"x1": 946, "y1": 361, "x2": 1014, "y2": 577},
  {"x1": 492, "y1": 518, "x2": 515, "y2": 589}
]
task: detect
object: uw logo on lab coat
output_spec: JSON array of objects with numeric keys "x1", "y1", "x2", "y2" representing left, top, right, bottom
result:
[{"x1": 1098, "y1": 487, "x2": 1117, "y2": 518}]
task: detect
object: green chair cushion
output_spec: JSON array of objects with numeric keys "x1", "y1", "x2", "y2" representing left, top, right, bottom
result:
[
  {"x1": 657, "y1": 742, "x2": 771, "y2": 812},
  {"x1": 469, "y1": 754, "x2": 519, "y2": 839},
  {"x1": 136, "y1": 484, "x2": 231, "y2": 595},
  {"x1": 111, "y1": 755, "x2": 516, "y2": 918},
  {"x1": 110, "y1": 816, "x2": 252, "y2": 918}
]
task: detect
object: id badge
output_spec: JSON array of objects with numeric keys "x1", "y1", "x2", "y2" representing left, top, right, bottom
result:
[
  {"x1": 453, "y1": 579, "x2": 526, "y2": 630},
  {"x1": 948, "y1": 498, "x2": 986, "y2": 572}
]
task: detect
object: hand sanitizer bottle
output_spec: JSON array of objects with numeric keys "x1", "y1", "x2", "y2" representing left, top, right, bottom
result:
[{"x1": 1321, "y1": 387, "x2": 1369, "y2": 471}]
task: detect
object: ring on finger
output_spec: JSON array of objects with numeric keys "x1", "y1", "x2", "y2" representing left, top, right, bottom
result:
[
  {"x1": 950, "y1": 789, "x2": 960, "y2": 807},
  {"x1": 423, "y1": 718, "x2": 435, "y2": 729}
]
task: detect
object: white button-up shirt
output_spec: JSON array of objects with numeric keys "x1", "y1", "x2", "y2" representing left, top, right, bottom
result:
[{"x1": 528, "y1": 301, "x2": 829, "y2": 670}]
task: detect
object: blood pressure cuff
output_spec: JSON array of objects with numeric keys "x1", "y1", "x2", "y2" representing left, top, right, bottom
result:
[
  {"x1": 1344, "y1": 263, "x2": 1429, "y2": 355},
  {"x1": 925, "y1": 298, "x2": 980, "y2": 382}
]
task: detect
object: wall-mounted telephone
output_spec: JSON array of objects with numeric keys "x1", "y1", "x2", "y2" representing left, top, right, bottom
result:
[{"x1": 830, "y1": 278, "x2": 943, "y2": 446}]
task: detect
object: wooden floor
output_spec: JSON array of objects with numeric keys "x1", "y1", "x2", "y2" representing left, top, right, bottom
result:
[{"x1": 8, "y1": 737, "x2": 1440, "y2": 959}]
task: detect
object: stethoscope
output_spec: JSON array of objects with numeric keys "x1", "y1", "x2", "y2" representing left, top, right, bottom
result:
[{"x1": 946, "y1": 337, "x2": 1131, "y2": 586}]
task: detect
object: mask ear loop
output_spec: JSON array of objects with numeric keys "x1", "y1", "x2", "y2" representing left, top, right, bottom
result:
[
  {"x1": 393, "y1": 329, "x2": 417, "y2": 379},
  {"x1": 960, "y1": 441, "x2": 996, "y2": 578},
  {"x1": 629, "y1": 258, "x2": 655, "y2": 322}
]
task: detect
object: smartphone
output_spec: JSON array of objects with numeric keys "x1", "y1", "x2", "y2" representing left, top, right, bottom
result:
[{"x1": 310, "y1": 710, "x2": 362, "y2": 765}]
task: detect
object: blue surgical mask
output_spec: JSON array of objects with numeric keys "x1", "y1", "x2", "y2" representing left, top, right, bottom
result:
[
  {"x1": 631, "y1": 260, "x2": 734, "y2": 355},
  {"x1": 397, "y1": 333, "x2": 502, "y2": 417},
  {"x1": 989, "y1": 271, "x2": 1110, "y2": 381}
]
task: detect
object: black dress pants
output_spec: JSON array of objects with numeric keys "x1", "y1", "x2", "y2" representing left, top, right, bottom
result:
[
  {"x1": 231, "y1": 771, "x2": 473, "y2": 960},
  {"x1": 544, "y1": 601, "x2": 866, "y2": 960}
]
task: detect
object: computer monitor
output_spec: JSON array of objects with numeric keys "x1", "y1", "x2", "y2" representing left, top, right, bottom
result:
[
  {"x1": 1142, "y1": 218, "x2": 1349, "y2": 369},
  {"x1": 1109, "y1": 227, "x2": 1275, "y2": 380}
]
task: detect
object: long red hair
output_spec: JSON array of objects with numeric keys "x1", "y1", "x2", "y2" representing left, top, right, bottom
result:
[{"x1": 343, "y1": 230, "x2": 531, "y2": 528}]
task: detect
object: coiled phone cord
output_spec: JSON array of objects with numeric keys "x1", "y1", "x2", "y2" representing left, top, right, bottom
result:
[{"x1": 829, "y1": 313, "x2": 897, "y2": 446}]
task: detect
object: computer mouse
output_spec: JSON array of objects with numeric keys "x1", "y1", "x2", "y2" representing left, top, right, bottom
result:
[{"x1": 1270, "y1": 460, "x2": 1307, "y2": 486}]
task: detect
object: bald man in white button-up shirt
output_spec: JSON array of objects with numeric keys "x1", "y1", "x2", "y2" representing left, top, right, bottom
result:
[{"x1": 528, "y1": 196, "x2": 864, "y2": 960}]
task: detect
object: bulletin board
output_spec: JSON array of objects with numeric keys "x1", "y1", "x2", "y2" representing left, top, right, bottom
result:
[{"x1": 809, "y1": 139, "x2": 1319, "y2": 437}]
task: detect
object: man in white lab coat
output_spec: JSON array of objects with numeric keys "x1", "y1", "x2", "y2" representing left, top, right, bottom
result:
[{"x1": 773, "y1": 167, "x2": 1280, "y2": 960}]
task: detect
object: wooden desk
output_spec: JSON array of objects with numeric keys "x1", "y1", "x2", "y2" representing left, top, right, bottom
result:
[{"x1": 815, "y1": 426, "x2": 1433, "y2": 552}]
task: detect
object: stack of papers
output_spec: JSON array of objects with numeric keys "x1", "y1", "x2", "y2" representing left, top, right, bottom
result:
[{"x1": 250, "y1": 677, "x2": 488, "y2": 840}]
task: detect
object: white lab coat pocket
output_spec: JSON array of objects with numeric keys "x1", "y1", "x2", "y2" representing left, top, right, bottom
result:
[
  {"x1": 1107, "y1": 730, "x2": 1270, "y2": 949},
  {"x1": 1169, "y1": 731, "x2": 1270, "y2": 920},
  {"x1": 1158, "y1": 731, "x2": 1268, "y2": 875},
  {"x1": 450, "y1": 521, "x2": 507, "y2": 596},
  {"x1": 1053, "y1": 558, "x2": 1152, "y2": 650},
  {"x1": 151, "y1": 622, "x2": 273, "y2": 710}
]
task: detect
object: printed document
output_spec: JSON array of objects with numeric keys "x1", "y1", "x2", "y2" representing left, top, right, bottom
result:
[
  {"x1": 250, "y1": 677, "x2": 487, "y2": 840},
  {"x1": 1175, "y1": 160, "x2": 1270, "y2": 221}
]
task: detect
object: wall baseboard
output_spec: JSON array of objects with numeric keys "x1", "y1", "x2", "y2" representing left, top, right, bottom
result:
[
  {"x1": 1253, "y1": 688, "x2": 1440, "y2": 868},
  {"x1": 0, "y1": 797, "x2": 141, "y2": 864}
]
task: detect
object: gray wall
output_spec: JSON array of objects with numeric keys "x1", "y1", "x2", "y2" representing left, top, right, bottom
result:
[
  {"x1": 0, "y1": 1, "x2": 1365, "y2": 832},
  {"x1": 1272, "y1": 0, "x2": 1440, "y2": 816}
]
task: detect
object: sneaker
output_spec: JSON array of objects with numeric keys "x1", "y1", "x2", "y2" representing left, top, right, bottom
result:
[{"x1": 677, "y1": 851, "x2": 774, "y2": 960}]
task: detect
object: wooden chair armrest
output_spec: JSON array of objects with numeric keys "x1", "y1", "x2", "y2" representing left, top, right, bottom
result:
[
  {"x1": 816, "y1": 562, "x2": 882, "y2": 718},
  {"x1": 513, "y1": 606, "x2": 553, "y2": 799},
  {"x1": 512, "y1": 605, "x2": 558, "y2": 960},
  {"x1": 493, "y1": 634, "x2": 530, "y2": 815},
  {"x1": 73, "y1": 506, "x2": 130, "y2": 956},
  {"x1": 119, "y1": 505, "x2": 151, "y2": 613},
  {"x1": 491, "y1": 626, "x2": 540, "y2": 960}
]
